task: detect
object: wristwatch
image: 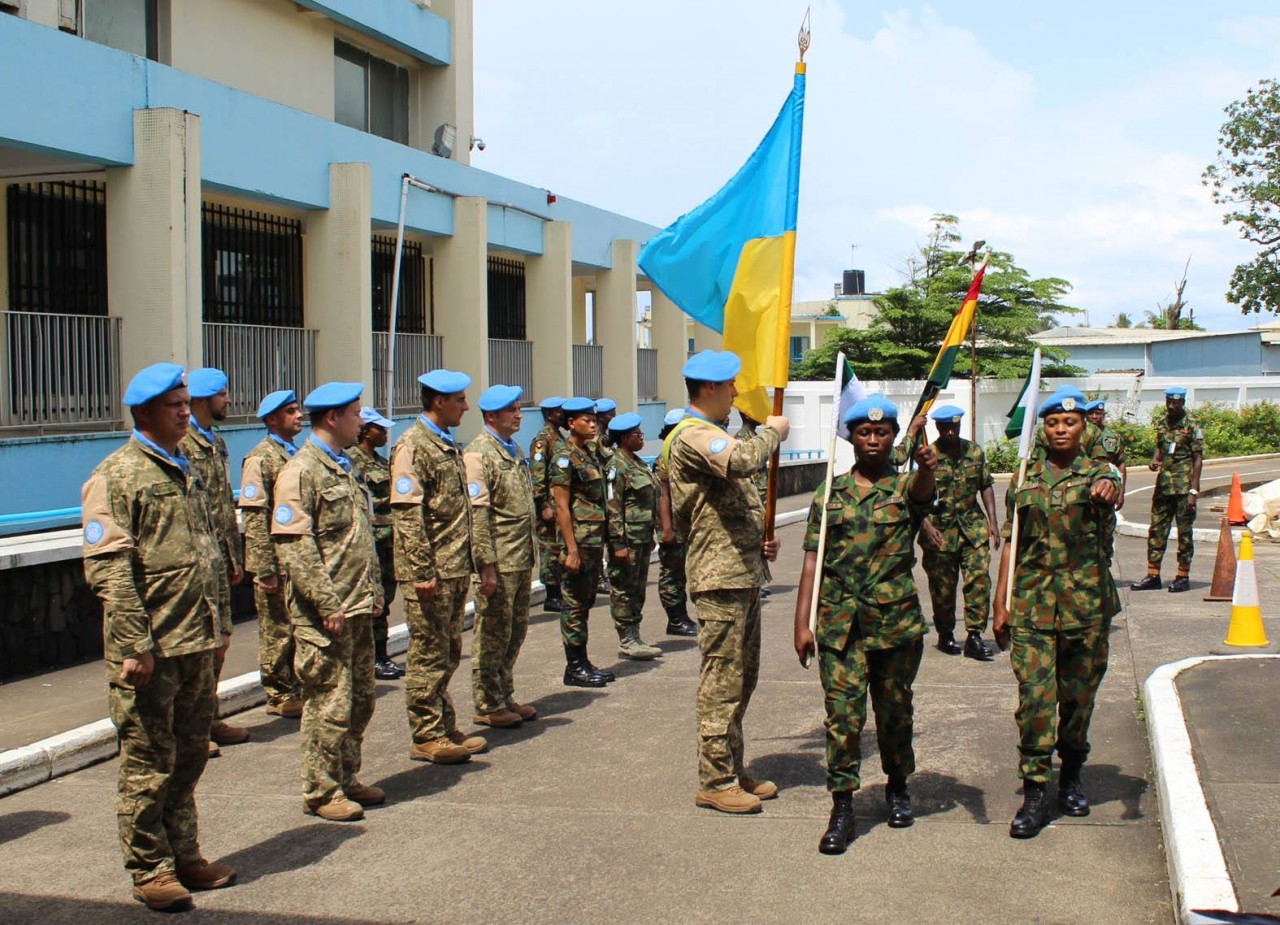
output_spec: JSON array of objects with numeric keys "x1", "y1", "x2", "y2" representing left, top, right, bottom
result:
[{"x1": 1189, "y1": 488, "x2": 1199, "y2": 496}]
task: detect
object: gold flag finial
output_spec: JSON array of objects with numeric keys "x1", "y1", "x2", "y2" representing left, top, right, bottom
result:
[{"x1": 798, "y1": 6, "x2": 811, "y2": 60}]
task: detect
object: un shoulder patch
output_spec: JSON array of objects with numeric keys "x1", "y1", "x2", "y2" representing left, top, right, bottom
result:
[
  {"x1": 708, "y1": 438, "x2": 728, "y2": 454},
  {"x1": 556, "y1": 456, "x2": 570, "y2": 469},
  {"x1": 395, "y1": 476, "x2": 413, "y2": 495},
  {"x1": 467, "y1": 482, "x2": 481, "y2": 498},
  {"x1": 242, "y1": 483, "x2": 258, "y2": 500},
  {"x1": 534, "y1": 452, "x2": 543, "y2": 462},
  {"x1": 607, "y1": 468, "x2": 617, "y2": 481},
  {"x1": 84, "y1": 520, "x2": 104, "y2": 544},
  {"x1": 273, "y1": 505, "x2": 293, "y2": 526}
]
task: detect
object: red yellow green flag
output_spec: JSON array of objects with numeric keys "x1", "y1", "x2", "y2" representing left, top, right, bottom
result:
[{"x1": 925, "y1": 259, "x2": 987, "y2": 391}]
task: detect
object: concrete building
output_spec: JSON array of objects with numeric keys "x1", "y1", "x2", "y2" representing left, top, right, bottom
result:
[{"x1": 1032, "y1": 322, "x2": 1280, "y2": 377}]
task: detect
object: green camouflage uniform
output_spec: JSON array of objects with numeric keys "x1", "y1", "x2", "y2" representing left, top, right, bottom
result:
[
  {"x1": 390, "y1": 417, "x2": 474, "y2": 744},
  {"x1": 652, "y1": 454, "x2": 688, "y2": 611},
  {"x1": 272, "y1": 440, "x2": 381, "y2": 807},
  {"x1": 529, "y1": 423, "x2": 563, "y2": 594},
  {"x1": 1148, "y1": 416, "x2": 1202, "y2": 570},
  {"x1": 239, "y1": 435, "x2": 298, "y2": 706},
  {"x1": 804, "y1": 470, "x2": 929, "y2": 792},
  {"x1": 347, "y1": 443, "x2": 397, "y2": 651},
  {"x1": 464, "y1": 429, "x2": 535, "y2": 715},
  {"x1": 1096, "y1": 425, "x2": 1125, "y2": 565},
  {"x1": 81, "y1": 437, "x2": 226, "y2": 885},
  {"x1": 667, "y1": 417, "x2": 780, "y2": 791},
  {"x1": 550, "y1": 441, "x2": 615, "y2": 646},
  {"x1": 1002, "y1": 452, "x2": 1121, "y2": 783},
  {"x1": 921, "y1": 438, "x2": 994, "y2": 636},
  {"x1": 607, "y1": 451, "x2": 659, "y2": 634}
]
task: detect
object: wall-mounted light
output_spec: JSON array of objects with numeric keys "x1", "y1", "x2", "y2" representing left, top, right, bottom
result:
[{"x1": 432, "y1": 123, "x2": 457, "y2": 158}]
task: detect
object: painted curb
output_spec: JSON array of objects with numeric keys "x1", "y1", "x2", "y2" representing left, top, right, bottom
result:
[{"x1": 1116, "y1": 512, "x2": 1220, "y2": 544}]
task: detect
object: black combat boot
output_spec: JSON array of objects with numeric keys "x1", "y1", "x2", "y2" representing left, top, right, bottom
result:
[
  {"x1": 885, "y1": 776, "x2": 914, "y2": 828},
  {"x1": 665, "y1": 602, "x2": 698, "y2": 637},
  {"x1": 936, "y1": 631, "x2": 963, "y2": 656},
  {"x1": 543, "y1": 586, "x2": 564, "y2": 612},
  {"x1": 583, "y1": 650, "x2": 616, "y2": 684},
  {"x1": 1057, "y1": 756, "x2": 1090, "y2": 817},
  {"x1": 563, "y1": 645, "x2": 606, "y2": 688},
  {"x1": 1167, "y1": 575, "x2": 1191, "y2": 593},
  {"x1": 1010, "y1": 781, "x2": 1051, "y2": 838},
  {"x1": 963, "y1": 631, "x2": 995, "y2": 662},
  {"x1": 1130, "y1": 574, "x2": 1161, "y2": 591},
  {"x1": 818, "y1": 791, "x2": 856, "y2": 855}
]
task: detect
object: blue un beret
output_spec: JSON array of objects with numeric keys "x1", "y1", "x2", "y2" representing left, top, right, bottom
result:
[
  {"x1": 608, "y1": 412, "x2": 643, "y2": 434},
  {"x1": 187, "y1": 367, "x2": 228, "y2": 399},
  {"x1": 257, "y1": 389, "x2": 297, "y2": 419},
  {"x1": 562, "y1": 397, "x2": 597, "y2": 414},
  {"x1": 304, "y1": 382, "x2": 363, "y2": 412},
  {"x1": 682, "y1": 350, "x2": 741, "y2": 383},
  {"x1": 595, "y1": 398, "x2": 617, "y2": 414},
  {"x1": 1081, "y1": 399, "x2": 1103, "y2": 413},
  {"x1": 1039, "y1": 386, "x2": 1087, "y2": 417},
  {"x1": 1165, "y1": 386, "x2": 1187, "y2": 398},
  {"x1": 359, "y1": 407, "x2": 395, "y2": 429},
  {"x1": 539, "y1": 396, "x2": 566, "y2": 410},
  {"x1": 664, "y1": 408, "x2": 687, "y2": 426},
  {"x1": 123, "y1": 362, "x2": 186, "y2": 408},
  {"x1": 930, "y1": 404, "x2": 965, "y2": 423},
  {"x1": 478, "y1": 384, "x2": 524, "y2": 412},
  {"x1": 843, "y1": 393, "x2": 899, "y2": 427},
  {"x1": 418, "y1": 369, "x2": 472, "y2": 394}
]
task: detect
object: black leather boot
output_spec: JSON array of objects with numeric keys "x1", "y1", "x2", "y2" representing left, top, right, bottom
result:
[
  {"x1": 1130, "y1": 574, "x2": 1162, "y2": 591},
  {"x1": 819, "y1": 791, "x2": 856, "y2": 854},
  {"x1": 582, "y1": 649, "x2": 615, "y2": 683},
  {"x1": 1168, "y1": 576, "x2": 1191, "y2": 593},
  {"x1": 885, "y1": 777, "x2": 914, "y2": 828},
  {"x1": 1058, "y1": 757, "x2": 1090, "y2": 817},
  {"x1": 563, "y1": 645, "x2": 606, "y2": 688},
  {"x1": 964, "y1": 631, "x2": 995, "y2": 661},
  {"x1": 937, "y1": 631, "x2": 963, "y2": 655},
  {"x1": 543, "y1": 586, "x2": 564, "y2": 612},
  {"x1": 665, "y1": 602, "x2": 698, "y2": 637},
  {"x1": 1010, "y1": 781, "x2": 1051, "y2": 838}
]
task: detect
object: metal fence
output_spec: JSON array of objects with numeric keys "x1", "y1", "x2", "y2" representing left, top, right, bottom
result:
[
  {"x1": 372, "y1": 332, "x2": 444, "y2": 413},
  {"x1": 6, "y1": 181, "x2": 108, "y2": 317},
  {"x1": 1, "y1": 311, "x2": 123, "y2": 430},
  {"x1": 572, "y1": 344, "x2": 604, "y2": 399},
  {"x1": 637, "y1": 347, "x2": 659, "y2": 400},
  {"x1": 203, "y1": 323, "x2": 317, "y2": 419},
  {"x1": 488, "y1": 339, "x2": 533, "y2": 399},
  {"x1": 201, "y1": 203, "x2": 304, "y2": 328}
]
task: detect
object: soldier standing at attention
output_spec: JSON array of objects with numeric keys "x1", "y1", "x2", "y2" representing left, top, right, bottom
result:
[
  {"x1": 665, "y1": 350, "x2": 788, "y2": 815},
  {"x1": 391, "y1": 370, "x2": 486, "y2": 765},
  {"x1": 1085, "y1": 399, "x2": 1126, "y2": 566},
  {"x1": 606, "y1": 413, "x2": 664, "y2": 661},
  {"x1": 464, "y1": 384, "x2": 539, "y2": 729},
  {"x1": 82, "y1": 363, "x2": 237, "y2": 911},
  {"x1": 530, "y1": 397, "x2": 567, "y2": 613},
  {"x1": 917, "y1": 405, "x2": 999, "y2": 661},
  {"x1": 793, "y1": 394, "x2": 937, "y2": 854},
  {"x1": 348, "y1": 407, "x2": 403, "y2": 681},
  {"x1": 239, "y1": 390, "x2": 304, "y2": 719},
  {"x1": 655, "y1": 409, "x2": 698, "y2": 637},
  {"x1": 272, "y1": 383, "x2": 385, "y2": 823},
  {"x1": 552, "y1": 397, "x2": 618, "y2": 687},
  {"x1": 1133, "y1": 387, "x2": 1203, "y2": 592},
  {"x1": 593, "y1": 398, "x2": 618, "y2": 595},
  {"x1": 993, "y1": 387, "x2": 1121, "y2": 839},
  {"x1": 180, "y1": 368, "x2": 248, "y2": 756}
]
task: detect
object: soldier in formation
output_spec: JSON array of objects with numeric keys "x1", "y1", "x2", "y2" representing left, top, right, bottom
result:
[
  {"x1": 1085, "y1": 399, "x2": 1126, "y2": 565},
  {"x1": 1132, "y1": 386, "x2": 1201, "y2": 593},
  {"x1": 655, "y1": 409, "x2": 698, "y2": 637},
  {"x1": 530, "y1": 396, "x2": 567, "y2": 613},
  {"x1": 606, "y1": 413, "x2": 664, "y2": 660}
]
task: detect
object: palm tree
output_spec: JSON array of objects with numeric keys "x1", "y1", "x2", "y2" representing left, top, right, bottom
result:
[{"x1": 1114, "y1": 313, "x2": 1133, "y2": 328}]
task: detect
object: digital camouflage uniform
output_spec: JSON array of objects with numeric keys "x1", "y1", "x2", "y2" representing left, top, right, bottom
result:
[
  {"x1": 81, "y1": 437, "x2": 227, "y2": 885},
  {"x1": 390, "y1": 417, "x2": 474, "y2": 744},
  {"x1": 652, "y1": 454, "x2": 688, "y2": 611},
  {"x1": 550, "y1": 440, "x2": 615, "y2": 646},
  {"x1": 464, "y1": 429, "x2": 535, "y2": 715},
  {"x1": 1096, "y1": 425, "x2": 1125, "y2": 564},
  {"x1": 529, "y1": 423, "x2": 563, "y2": 594},
  {"x1": 347, "y1": 443, "x2": 397, "y2": 652},
  {"x1": 804, "y1": 470, "x2": 929, "y2": 792},
  {"x1": 735, "y1": 424, "x2": 771, "y2": 585},
  {"x1": 607, "y1": 451, "x2": 659, "y2": 634},
  {"x1": 666, "y1": 418, "x2": 780, "y2": 791},
  {"x1": 240, "y1": 436, "x2": 299, "y2": 706},
  {"x1": 1148, "y1": 416, "x2": 1202, "y2": 571},
  {"x1": 1002, "y1": 452, "x2": 1121, "y2": 783},
  {"x1": 921, "y1": 438, "x2": 994, "y2": 636}
]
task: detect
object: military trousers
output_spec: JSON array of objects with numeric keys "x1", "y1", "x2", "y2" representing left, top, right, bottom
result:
[
  {"x1": 657, "y1": 539, "x2": 687, "y2": 611},
  {"x1": 608, "y1": 541, "x2": 654, "y2": 633},
  {"x1": 1102, "y1": 508, "x2": 1117, "y2": 565},
  {"x1": 108, "y1": 650, "x2": 216, "y2": 883},
  {"x1": 471, "y1": 568, "x2": 532, "y2": 714},
  {"x1": 255, "y1": 581, "x2": 297, "y2": 705},
  {"x1": 691, "y1": 588, "x2": 762, "y2": 791},
  {"x1": 1010, "y1": 621, "x2": 1110, "y2": 783},
  {"x1": 923, "y1": 542, "x2": 992, "y2": 636},
  {"x1": 819, "y1": 636, "x2": 923, "y2": 792},
  {"x1": 403, "y1": 576, "x2": 469, "y2": 743},
  {"x1": 1147, "y1": 492, "x2": 1195, "y2": 569},
  {"x1": 560, "y1": 545, "x2": 604, "y2": 647},
  {"x1": 537, "y1": 518, "x2": 562, "y2": 591},
  {"x1": 294, "y1": 617, "x2": 376, "y2": 806},
  {"x1": 373, "y1": 540, "x2": 397, "y2": 656}
]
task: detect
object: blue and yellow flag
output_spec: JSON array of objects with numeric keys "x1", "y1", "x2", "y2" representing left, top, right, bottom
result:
[{"x1": 639, "y1": 64, "x2": 805, "y2": 423}]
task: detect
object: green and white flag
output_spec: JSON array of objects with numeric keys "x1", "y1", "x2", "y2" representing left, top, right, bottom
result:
[
  {"x1": 832, "y1": 351, "x2": 865, "y2": 435},
  {"x1": 1005, "y1": 347, "x2": 1043, "y2": 457}
]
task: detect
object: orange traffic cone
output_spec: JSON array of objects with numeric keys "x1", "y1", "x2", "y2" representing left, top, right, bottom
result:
[
  {"x1": 1203, "y1": 517, "x2": 1237, "y2": 602},
  {"x1": 1223, "y1": 532, "x2": 1269, "y2": 647},
  {"x1": 1226, "y1": 473, "x2": 1247, "y2": 526}
]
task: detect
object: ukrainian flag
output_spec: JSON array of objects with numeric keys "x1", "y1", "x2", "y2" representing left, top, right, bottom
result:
[{"x1": 639, "y1": 64, "x2": 805, "y2": 423}]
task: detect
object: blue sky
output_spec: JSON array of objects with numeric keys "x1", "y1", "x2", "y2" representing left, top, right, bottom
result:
[{"x1": 474, "y1": 1, "x2": 1280, "y2": 332}]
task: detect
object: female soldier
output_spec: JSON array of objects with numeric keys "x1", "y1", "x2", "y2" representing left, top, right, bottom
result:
[
  {"x1": 606, "y1": 413, "x2": 663, "y2": 660},
  {"x1": 993, "y1": 387, "x2": 1120, "y2": 839},
  {"x1": 793, "y1": 394, "x2": 937, "y2": 855}
]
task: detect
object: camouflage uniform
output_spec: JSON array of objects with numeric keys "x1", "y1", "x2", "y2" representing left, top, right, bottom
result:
[
  {"x1": 921, "y1": 438, "x2": 994, "y2": 636},
  {"x1": 239, "y1": 435, "x2": 299, "y2": 706},
  {"x1": 607, "y1": 451, "x2": 659, "y2": 634},
  {"x1": 272, "y1": 440, "x2": 381, "y2": 807},
  {"x1": 1002, "y1": 453, "x2": 1121, "y2": 783},
  {"x1": 550, "y1": 441, "x2": 615, "y2": 646},
  {"x1": 804, "y1": 470, "x2": 930, "y2": 792},
  {"x1": 347, "y1": 443, "x2": 397, "y2": 652},
  {"x1": 464, "y1": 429, "x2": 535, "y2": 715},
  {"x1": 666, "y1": 418, "x2": 780, "y2": 791},
  {"x1": 81, "y1": 437, "x2": 225, "y2": 884},
  {"x1": 390, "y1": 417, "x2": 474, "y2": 744},
  {"x1": 1147, "y1": 417, "x2": 1202, "y2": 570},
  {"x1": 529, "y1": 423, "x2": 563, "y2": 595},
  {"x1": 652, "y1": 454, "x2": 688, "y2": 611},
  {"x1": 1096, "y1": 425, "x2": 1125, "y2": 564}
]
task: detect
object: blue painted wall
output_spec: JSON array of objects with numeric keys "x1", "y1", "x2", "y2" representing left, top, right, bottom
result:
[
  {"x1": 1054, "y1": 342, "x2": 1148, "y2": 375},
  {"x1": 292, "y1": 0, "x2": 451, "y2": 65},
  {"x1": 1149, "y1": 333, "x2": 1264, "y2": 378}
]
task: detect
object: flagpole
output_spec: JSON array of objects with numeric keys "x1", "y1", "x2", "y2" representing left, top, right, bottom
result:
[
  {"x1": 1003, "y1": 457, "x2": 1028, "y2": 610},
  {"x1": 1003, "y1": 347, "x2": 1042, "y2": 609},
  {"x1": 803, "y1": 351, "x2": 846, "y2": 668}
]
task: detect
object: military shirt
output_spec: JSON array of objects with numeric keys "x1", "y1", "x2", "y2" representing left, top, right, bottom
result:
[
  {"x1": 735, "y1": 425, "x2": 769, "y2": 496},
  {"x1": 82, "y1": 438, "x2": 227, "y2": 660},
  {"x1": 389, "y1": 418, "x2": 473, "y2": 583},
  {"x1": 667, "y1": 419, "x2": 781, "y2": 593},
  {"x1": 929, "y1": 438, "x2": 994, "y2": 552},
  {"x1": 1001, "y1": 453, "x2": 1121, "y2": 630},
  {"x1": 804, "y1": 470, "x2": 931, "y2": 651},
  {"x1": 463, "y1": 429, "x2": 535, "y2": 572},
  {"x1": 549, "y1": 440, "x2": 614, "y2": 547},
  {"x1": 529, "y1": 424, "x2": 562, "y2": 517},
  {"x1": 238, "y1": 436, "x2": 294, "y2": 579},
  {"x1": 1154, "y1": 416, "x2": 1202, "y2": 496},
  {"x1": 607, "y1": 451, "x2": 659, "y2": 549},
  {"x1": 179, "y1": 423, "x2": 242, "y2": 569},
  {"x1": 347, "y1": 444, "x2": 392, "y2": 547},
  {"x1": 271, "y1": 442, "x2": 381, "y2": 641}
]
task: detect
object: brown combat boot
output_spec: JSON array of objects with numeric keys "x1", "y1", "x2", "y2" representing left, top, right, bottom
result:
[
  {"x1": 409, "y1": 737, "x2": 471, "y2": 764},
  {"x1": 266, "y1": 698, "x2": 303, "y2": 718},
  {"x1": 695, "y1": 784, "x2": 763, "y2": 815},
  {"x1": 210, "y1": 720, "x2": 250, "y2": 745},
  {"x1": 738, "y1": 775, "x2": 779, "y2": 801},
  {"x1": 132, "y1": 871, "x2": 193, "y2": 911},
  {"x1": 448, "y1": 729, "x2": 488, "y2": 754},
  {"x1": 304, "y1": 794, "x2": 364, "y2": 821},
  {"x1": 176, "y1": 857, "x2": 237, "y2": 890},
  {"x1": 473, "y1": 708, "x2": 523, "y2": 728},
  {"x1": 506, "y1": 700, "x2": 538, "y2": 721},
  {"x1": 344, "y1": 781, "x2": 386, "y2": 806}
]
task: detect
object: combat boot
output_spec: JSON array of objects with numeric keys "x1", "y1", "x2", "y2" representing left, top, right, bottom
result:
[
  {"x1": 1130, "y1": 574, "x2": 1162, "y2": 591},
  {"x1": 266, "y1": 697, "x2": 303, "y2": 718},
  {"x1": 448, "y1": 729, "x2": 489, "y2": 755},
  {"x1": 473, "y1": 708, "x2": 523, "y2": 728},
  {"x1": 886, "y1": 777, "x2": 914, "y2": 828},
  {"x1": 176, "y1": 858, "x2": 237, "y2": 891},
  {"x1": 1009, "y1": 781, "x2": 1051, "y2": 838},
  {"x1": 818, "y1": 791, "x2": 856, "y2": 854},
  {"x1": 1168, "y1": 575, "x2": 1191, "y2": 593},
  {"x1": 618, "y1": 626, "x2": 663, "y2": 660},
  {"x1": 344, "y1": 782, "x2": 386, "y2": 806},
  {"x1": 543, "y1": 586, "x2": 564, "y2": 613},
  {"x1": 936, "y1": 631, "x2": 963, "y2": 656},
  {"x1": 564, "y1": 644, "x2": 607, "y2": 688},
  {"x1": 963, "y1": 631, "x2": 995, "y2": 662},
  {"x1": 695, "y1": 784, "x2": 762, "y2": 815},
  {"x1": 738, "y1": 775, "x2": 779, "y2": 801},
  {"x1": 1057, "y1": 757, "x2": 1090, "y2": 817},
  {"x1": 506, "y1": 700, "x2": 538, "y2": 721},
  {"x1": 305, "y1": 793, "x2": 364, "y2": 821},
  {"x1": 665, "y1": 602, "x2": 697, "y2": 637},
  {"x1": 132, "y1": 871, "x2": 193, "y2": 911},
  {"x1": 583, "y1": 650, "x2": 616, "y2": 683},
  {"x1": 374, "y1": 657, "x2": 402, "y2": 680},
  {"x1": 409, "y1": 737, "x2": 471, "y2": 764},
  {"x1": 210, "y1": 720, "x2": 250, "y2": 745}
]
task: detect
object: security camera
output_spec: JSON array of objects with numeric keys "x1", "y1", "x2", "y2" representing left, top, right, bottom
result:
[{"x1": 470, "y1": 135, "x2": 486, "y2": 152}]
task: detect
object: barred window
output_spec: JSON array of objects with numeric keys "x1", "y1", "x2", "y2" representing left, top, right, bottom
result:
[
  {"x1": 371, "y1": 236, "x2": 428, "y2": 333},
  {"x1": 201, "y1": 204, "x2": 304, "y2": 327},
  {"x1": 5, "y1": 181, "x2": 108, "y2": 317},
  {"x1": 487, "y1": 256, "x2": 526, "y2": 341}
]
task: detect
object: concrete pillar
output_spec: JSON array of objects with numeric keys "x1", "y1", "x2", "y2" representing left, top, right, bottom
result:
[
  {"x1": 433, "y1": 195, "x2": 488, "y2": 433},
  {"x1": 571, "y1": 276, "x2": 589, "y2": 344},
  {"x1": 526, "y1": 220, "x2": 573, "y2": 401},
  {"x1": 596, "y1": 239, "x2": 639, "y2": 411},
  {"x1": 416, "y1": 0, "x2": 474, "y2": 164},
  {"x1": 649, "y1": 287, "x2": 687, "y2": 413},
  {"x1": 106, "y1": 108, "x2": 202, "y2": 385},
  {"x1": 304, "y1": 162, "x2": 373, "y2": 394}
]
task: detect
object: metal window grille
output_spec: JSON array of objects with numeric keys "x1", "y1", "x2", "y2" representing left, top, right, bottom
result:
[
  {"x1": 637, "y1": 347, "x2": 659, "y2": 400},
  {"x1": 572, "y1": 344, "x2": 604, "y2": 399},
  {"x1": 201, "y1": 203, "x2": 304, "y2": 327},
  {"x1": 371, "y1": 236, "x2": 428, "y2": 333},
  {"x1": 5, "y1": 181, "x2": 108, "y2": 317},
  {"x1": 487, "y1": 256, "x2": 526, "y2": 341}
]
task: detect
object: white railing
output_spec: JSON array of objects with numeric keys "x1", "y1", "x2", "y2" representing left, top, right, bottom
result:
[
  {"x1": 373, "y1": 331, "x2": 444, "y2": 413},
  {"x1": 203, "y1": 323, "x2": 317, "y2": 419},
  {"x1": 0, "y1": 311, "x2": 123, "y2": 431},
  {"x1": 572, "y1": 343, "x2": 604, "y2": 399},
  {"x1": 488, "y1": 339, "x2": 533, "y2": 399},
  {"x1": 637, "y1": 347, "x2": 659, "y2": 400}
]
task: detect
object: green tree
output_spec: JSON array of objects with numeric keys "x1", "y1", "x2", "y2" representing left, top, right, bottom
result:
[
  {"x1": 1113, "y1": 312, "x2": 1133, "y2": 328},
  {"x1": 791, "y1": 214, "x2": 1083, "y2": 381},
  {"x1": 1203, "y1": 79, "x2": 1280, "y2": 314}
]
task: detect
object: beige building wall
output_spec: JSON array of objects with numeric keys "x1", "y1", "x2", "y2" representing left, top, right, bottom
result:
[
  {"x1": 596, "y1": 239, "x2": 639, "y2": 411},
  {"x1": 648, "y1": 288, "x2": 688, "y2": 413},
  {"x1": 415, "y1": 0, "x2": 473, "y2": 163},
  {"x1": 571, "y1": 277, "x2": 590, "y2": 343},
  {"x1": 527, "y1": 221, "x2": 574, "y2": 399}
]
